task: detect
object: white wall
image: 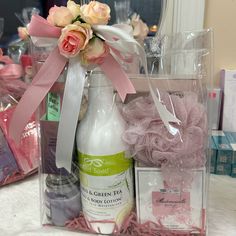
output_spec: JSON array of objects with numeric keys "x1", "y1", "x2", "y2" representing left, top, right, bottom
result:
[{"x1": 204, "y1": 0, "x2": 236, "y2": 86}]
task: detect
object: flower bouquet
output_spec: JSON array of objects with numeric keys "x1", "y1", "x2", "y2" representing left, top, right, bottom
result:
[{"x1": 8, "y1": 1, "x2": 212, "y2": 235}]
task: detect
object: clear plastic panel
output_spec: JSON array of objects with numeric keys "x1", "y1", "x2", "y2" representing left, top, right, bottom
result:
[{"x1": 38, "y1": 29, "x2": 212, "y2": 236}]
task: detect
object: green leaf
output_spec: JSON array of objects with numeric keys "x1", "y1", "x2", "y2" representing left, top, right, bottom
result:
[{"x1": 72, "y1": 15, "x2": 86, "y2": 24}]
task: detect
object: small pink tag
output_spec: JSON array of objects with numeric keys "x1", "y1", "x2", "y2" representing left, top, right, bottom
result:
[{"x1": 152, "y1": 190, "x2": 190, "y2": 220}]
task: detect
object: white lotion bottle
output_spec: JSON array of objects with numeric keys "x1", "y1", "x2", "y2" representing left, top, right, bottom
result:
[{"x1": 76, "y1": 70, "x2": 133, "y2": 234}]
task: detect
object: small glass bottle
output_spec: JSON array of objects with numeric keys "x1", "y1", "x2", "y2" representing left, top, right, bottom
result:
[
  {"x1": 76, "y1": 70, "x2": 134, "y2": 234},
  {"x1": 45, "y1": 174, "x2": 81, "y2": 226}
]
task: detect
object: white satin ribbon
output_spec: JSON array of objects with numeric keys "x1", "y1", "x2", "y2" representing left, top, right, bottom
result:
[
  {"x1": 55, "y1": 58, "x2": 86, "y2": 171},
  {"x1": 94, "y1": 25, "x2": 181, "y2": 130}
]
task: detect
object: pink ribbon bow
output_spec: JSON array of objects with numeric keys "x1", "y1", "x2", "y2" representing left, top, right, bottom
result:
[
  {"x1": 0, "y1": 49, "x2": 26, "y2": 97},
  {"x1": 8, "y1": 14, "x2": 136, "y2": 158}
]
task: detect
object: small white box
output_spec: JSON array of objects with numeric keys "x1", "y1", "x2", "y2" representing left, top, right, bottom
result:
[
  {"x1": 207, "y1": 88, "x2": 222, "y2": 130},
  {"x1": 135, "y1": 162, "x2": 206, "y2": 231},
  {"x1": 221, "y1": 69, "x2": 236, "y2": 131}
]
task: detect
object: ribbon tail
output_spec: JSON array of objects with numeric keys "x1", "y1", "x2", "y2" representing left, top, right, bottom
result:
[
  {"x1": 139, "y1": 44, "x2": 181, "y2": 132},
  {"x1": 9, "y1": 47, "x2": 67, "y2": 143},
  {"x1": 149, "y1": 84, "x2": 181, "y2": 128},
  {"x1": 100, "y1": 54, "x2": 136, "y2": 102},
  {"x1": 55, "y1": 59, "x2": 86, "y2": 172}
]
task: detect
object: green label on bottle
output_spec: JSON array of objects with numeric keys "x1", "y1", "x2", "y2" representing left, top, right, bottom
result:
[{"x1": 78, "y1": 152, "x2": 132, "y2": 176}]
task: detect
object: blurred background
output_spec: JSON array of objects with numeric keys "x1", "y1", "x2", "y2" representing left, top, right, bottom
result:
[{"x1": 0, "y1": 0, "x2": 162, "y2": 50}]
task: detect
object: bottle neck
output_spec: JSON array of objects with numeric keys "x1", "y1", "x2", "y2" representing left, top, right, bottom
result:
[{"x1": 88, "y1": 73, "x2": 114, "y2": 112}]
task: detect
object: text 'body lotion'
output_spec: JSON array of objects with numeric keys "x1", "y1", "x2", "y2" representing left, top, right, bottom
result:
[{"x1": 76, "y1": 70, "x2": 134, "y2": 234}]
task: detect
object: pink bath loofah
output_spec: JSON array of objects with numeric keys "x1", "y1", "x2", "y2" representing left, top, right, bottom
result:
[{"x1": 121, "y1": 92, "x2": 207, "y2": 188}]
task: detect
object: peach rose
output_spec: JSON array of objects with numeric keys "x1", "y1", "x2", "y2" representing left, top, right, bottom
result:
[
  {"x1": 131, "y1": 13, "x2": 149, "y2": 43},
  {"x1": 81, "y1": 37, "x2": 109, "y2": 65},
  {"x1": 47, "y1": 5, "x2": 74, "y2": 27},
  {"x1": 17, "y1": 27, "x2": 29, "y2": 40},
  {"x1": 58, "y1": 22, "x2": 93, "y2": 58},
  {"x1": 67, "y1": 0, "x2": 81, "y2": 19},
  {"x1": 80, "y1": 1, "x2": 110, "y2": 25}
]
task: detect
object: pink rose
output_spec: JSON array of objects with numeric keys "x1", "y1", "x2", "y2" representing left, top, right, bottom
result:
[
  {"x1": 80, "y1": 1, "x2": 110, "y2": 25},
  {"x1": 58, "y1": 22, "x2": 93, "y2": 58},
  {"x1": 17, "y1": 27, "x2": 29, "y2": 40},
  {"x1": 81, "y1": 37, "x2": 109, "y2": 65},
  {"x1": 47, "y1": 5, "x2": 74, "y2": 27}
]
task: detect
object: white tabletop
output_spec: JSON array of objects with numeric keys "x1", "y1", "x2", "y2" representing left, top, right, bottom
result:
[{"x1": 0, "y1": 174, "x2": 236, "y2": 236}]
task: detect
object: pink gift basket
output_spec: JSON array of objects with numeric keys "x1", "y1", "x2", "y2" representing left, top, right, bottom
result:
[{"x1": 8, "y1": 1, "x2": 213, "y2": 235}]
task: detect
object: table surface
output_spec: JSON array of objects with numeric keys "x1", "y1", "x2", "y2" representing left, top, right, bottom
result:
[{"x1": 0, "y1": 174, "x2": 236, "y2": 236}]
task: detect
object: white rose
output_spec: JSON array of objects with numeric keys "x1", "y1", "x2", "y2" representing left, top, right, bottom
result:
[{"x1": 67, "y1": 0, "x2": 81, "y2": 19}]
